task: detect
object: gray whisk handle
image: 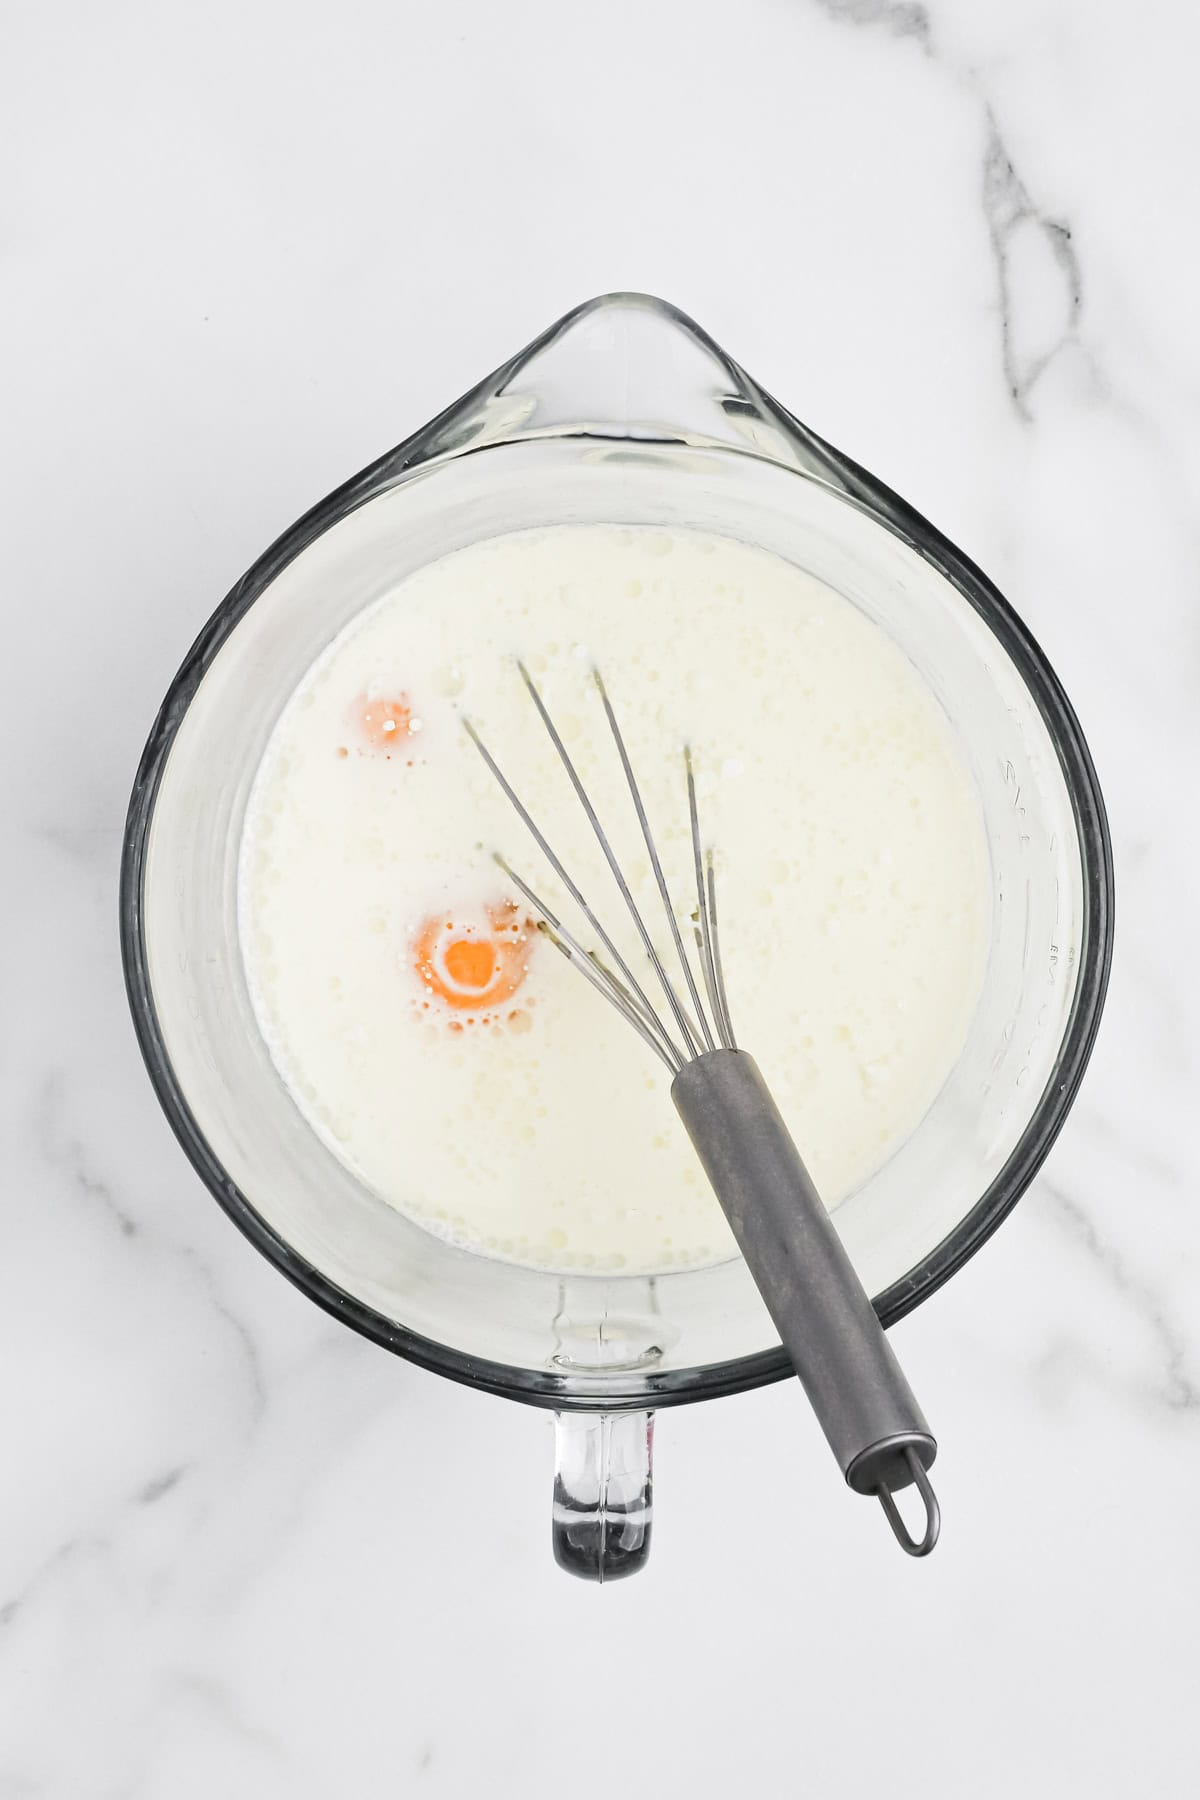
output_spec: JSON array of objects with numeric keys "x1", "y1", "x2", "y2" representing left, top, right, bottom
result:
[{"x1": 671, "y1": 1049, "x2": 936, "y2": 1506}]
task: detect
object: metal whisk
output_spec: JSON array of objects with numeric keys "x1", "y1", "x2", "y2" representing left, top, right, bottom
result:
[{"x1": 465, "y1": 663, "x2": 940, "y2": 1557}]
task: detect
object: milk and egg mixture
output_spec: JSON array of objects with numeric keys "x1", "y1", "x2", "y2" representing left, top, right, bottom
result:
[{"x1": 240, "y1": 526, "x2": 990, "y2": 1274}]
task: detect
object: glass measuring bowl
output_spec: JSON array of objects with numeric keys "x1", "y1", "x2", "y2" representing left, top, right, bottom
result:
[{"x1": 120, "y1": 294, "x2": 1113, "y2": 1580}]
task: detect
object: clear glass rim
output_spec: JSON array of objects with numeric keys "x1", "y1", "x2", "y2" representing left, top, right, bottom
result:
[{"x1": 119, "y1": 299, "x2": 1114, "y2": 1412}]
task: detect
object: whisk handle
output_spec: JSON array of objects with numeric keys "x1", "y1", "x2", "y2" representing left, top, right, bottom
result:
[{"x1": 672, "y1": 1049, "x2": 937, "y2": 1524}]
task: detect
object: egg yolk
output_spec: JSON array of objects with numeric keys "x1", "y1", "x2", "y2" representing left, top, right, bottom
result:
[
  {"x1": 413, "y1": 902, "x2": 533, "y2": 1015},
  {"x1": 359, "y1": 694, "x2": 413, "y2": 749}
]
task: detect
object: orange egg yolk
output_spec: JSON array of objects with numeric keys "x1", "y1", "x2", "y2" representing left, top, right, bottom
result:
[
  {"x1": 413, "y1": 903, "x2": 532, "y2": 1014},
  {"x1": 442, "y1": 937, "x2": 499, "y2": 990},
  {"x1": 359, "y1": 695, "x2": 413, "y2": 749}
]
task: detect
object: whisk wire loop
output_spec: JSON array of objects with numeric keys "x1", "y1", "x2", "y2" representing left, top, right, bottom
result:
[
  {"x1": 465, "y1": 665, "x2": 734, "y2": 1066},
  {"x1": 461, "y1": 713, "x2": 686, "y2": 1067},
  {"x1": 515, "y1": 662, "x2": 705, "y2": 1060}
]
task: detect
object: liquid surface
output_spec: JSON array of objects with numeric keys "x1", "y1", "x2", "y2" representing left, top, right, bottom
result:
[{"x1": 240, "y1": 526, "x2": 990, "y2": 1274}]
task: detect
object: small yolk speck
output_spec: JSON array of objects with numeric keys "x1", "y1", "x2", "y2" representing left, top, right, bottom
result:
[{"x1": 358, "y1": 695, "x2": 413, "y2": 749}]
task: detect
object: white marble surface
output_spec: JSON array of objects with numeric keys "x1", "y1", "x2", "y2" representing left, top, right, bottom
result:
[{"x1": 2, "y1": 2, "x2": 1195, "y2": 1793}]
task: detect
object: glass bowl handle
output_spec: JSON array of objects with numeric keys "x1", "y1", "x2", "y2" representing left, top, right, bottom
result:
[{"x1": 552, "y1": 1411, "x2": 653, "y2": 1582}]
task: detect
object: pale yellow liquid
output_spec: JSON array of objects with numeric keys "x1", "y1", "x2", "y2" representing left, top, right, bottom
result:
[{"x1": 240, "y1": 526, "x2": 990, "y2": 1274}]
